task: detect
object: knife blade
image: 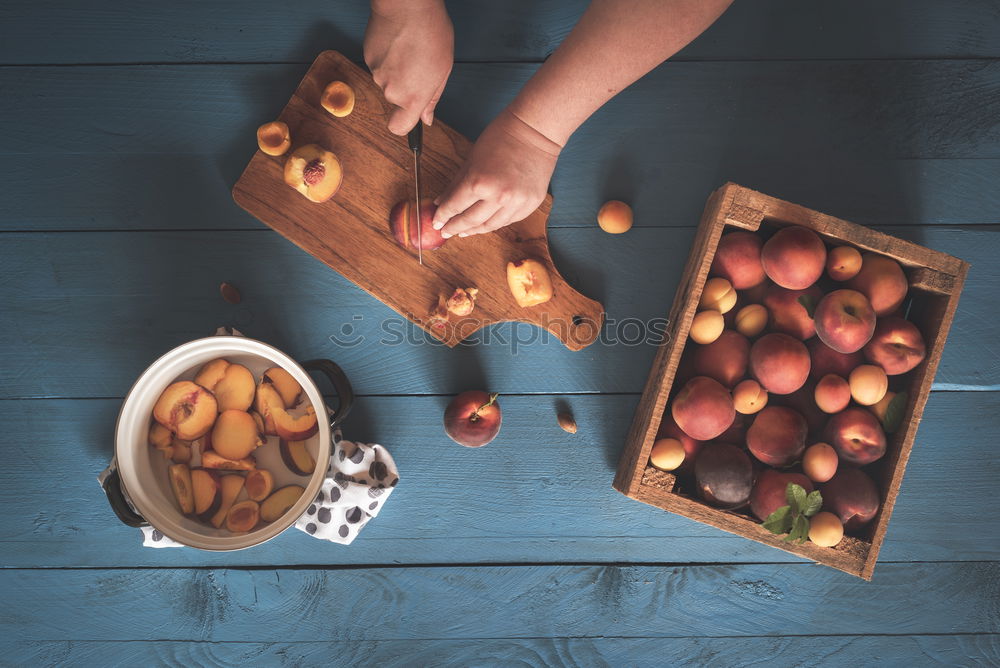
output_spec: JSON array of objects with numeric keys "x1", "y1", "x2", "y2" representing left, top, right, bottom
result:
[{"x1": 407, "y1": 123, "x2": 423, "y2": 265}]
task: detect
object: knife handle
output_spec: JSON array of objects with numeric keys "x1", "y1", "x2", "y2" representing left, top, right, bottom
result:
[{"x1": 408, "y1": 123, "x2": 423, "y2": 155}]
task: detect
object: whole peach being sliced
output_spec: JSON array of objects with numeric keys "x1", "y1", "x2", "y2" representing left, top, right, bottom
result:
[
  {"x1": 671, "y1": 376, "x2": 735, "y2": 441},
  {"x1": 692, "y1": 330, "x2": 750, "y2": 388},
  {"x1": 824, "y1": 406, "x2": 887, "y2": 466},
  {"x1": 390, "y1": 198, "x2": 447, "y2": 251},
  {"x1": 760, "y1": 225, "x2": 827, "y2": 290},
  {"x1": 863, "y1": 317, "x2": 926, "y2": 375},
  {"x1": 710, "y1": 230, "x2": 766, "y2": 289},
  {"x1": 813, "y1": 289, "x2": 876, "y2": 354},
  {"x1": 847, "y1": 253, "x2": 908, "y2": 316},
  {"x1": 746, "y1": 405, "x2": 807, "y2": 467},
  {"x1": 444, "y1": 391, "x2": 502, "y2": 447},
  {"x1": 153, "y1": 381, "x2": 218, "y2": 440},
  {"x1": 506, "y1": 258, "x2": 553, "y2": 308},
  {"x1": 211, "y1": 409, "x2": 264, "y2": 461},
  {"x1": 749, "y1": 333, "x2": 810, "y2": 395},
  {"x1": 284, "y1": 144, "x2": 343, "y2": 203},
  {"x1": 763, "y1": 284, "x2": 823, "y2": 340}
]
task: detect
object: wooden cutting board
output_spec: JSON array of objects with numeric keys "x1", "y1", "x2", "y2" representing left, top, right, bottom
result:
[{"x1": 232, "y1": 51, "x2": 603, "y2": 350}]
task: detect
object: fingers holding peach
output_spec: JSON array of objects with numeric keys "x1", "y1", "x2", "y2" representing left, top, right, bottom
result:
[{"x1": 391, "y1": 198, "x2": 447, "y2": 251}]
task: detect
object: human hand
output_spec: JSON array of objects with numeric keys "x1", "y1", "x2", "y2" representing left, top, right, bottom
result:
[
  {"x1": 432, "y1": 110, "x2": 562, "y2": 238},
  {"x1": 364, "y1": 0, "x2": 453, "y2": 135}
]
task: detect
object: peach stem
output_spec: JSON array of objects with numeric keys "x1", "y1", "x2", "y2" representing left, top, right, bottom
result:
[{"x1": 470, "y1": 393, "x2": 500, "y2": 422}]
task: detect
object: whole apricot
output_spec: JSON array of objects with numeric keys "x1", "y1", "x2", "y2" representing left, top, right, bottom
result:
[
  {"x1": 808, "y1": 511, "x2": 844, "y2": 547},
  {"x1": 649, "y1": 438, "x2": 685, "y2": 471},
  {"x1": 597, "y1": 200, "x2": 633, "y2": 234},
  {"x1": 814, "y1": 374, "x2": 851, "y2": 414},
  {"x1": 735, "y1": 303, "x2": 768, "y2": 338},
  {"x1": 826, "y1": 246, "x2": 862, "y2": 281},
  {"x1": 733, "y1": 379, "x2": 768, "y2": 415},
  {"x1": 700, "y1": 277, "x2": 737, "y2": 314},
  {"x1": 849, "y1": 364, "x2": 888, "y2": 406},
  {"x1": 802, "y1": 442, "x2": 838, "y2": 483},
  {"x1": 689, "y1": 310, "x2": 724, "y2": 344}
]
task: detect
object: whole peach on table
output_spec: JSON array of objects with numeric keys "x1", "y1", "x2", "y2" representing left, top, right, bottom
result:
[
  {"x1": 655, "y1": 413, "x2": 703, "y2": 466},
  {"x1": 746, "y1": 405, "x2": 808, "y2": 467},
  {"x1": 763, "y1": 284, "x2": 823, "y2": 340},
  {"x1": 692, "y1": 330, "x2": 750, "y2": 388},
  {"x1": 849, "y1": 364, "x2": 889, "y2": 406},
  {"x1": 444, "y1": 391, "x2": 502, "y2": 447},
  {"x1": 813, "y1": 289, "x2": 877, "y2": 354},
  {"x1": 826, "y1": 246, "x2": 862, "y2": 281},
  {"x1": 820, "y1": 468, "x2": 880, "y2": 531},
  {"x1": 733, "y1": 379, "x2": 768, "y2": 415},
  {"x1": 863, "y1": 317, "x2": 926, "y2": 375},
  {"x1": 847, "y1": 253, "x2": 909, "y2": 316},
  {"x1": 689, "y1": 310, "x2": 724, "y2": 344},
  {"x1": 699, "y1": 277, "x2": 737, "y2": 314},
  {"x1": 814, "y1": 374, "x2": 851, "y2": 414},
  {"x1": 597, "y1": 200, "x2": 633, "y2": 234},
  {"x1": 802, "y1": 442, "x2": 838, "y2": 483},
  {"x1": 824, "y1": 406, "x2": 887, "y2": 466},
  {"x1": 710, "y1": 230, "x2": 766, "y2": 289},
  {"x1": 760, "y1": 225, "x2": 827, "y2": 290},
  {"x1": 671, "y1": 376, "x2": 735, "y2": 441},
  {"x1": 734, "y1": 303, "x2": 768, "y2": 338},
  {"x1": 807, "y1": 337, "x2": 864, "y2": 381},
  {"x1": 649, "y1": 438, "x2": 685, "y2": 471},
  {"x1": 749, "y1": 469, "x2": 814, "y2": 521},
  {"x1": 808, "y1": 512, "x2": 844, "y2": 547},
  {"x1": 749, "y1": 332, "x2": 811, "y2": 395}
]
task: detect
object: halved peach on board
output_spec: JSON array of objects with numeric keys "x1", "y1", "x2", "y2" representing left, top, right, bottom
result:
[
  {"x1": 210, "y1": 409, "x2": 264, "y2": 461},
  {"x1": 194, "y1": 359, "x2": 256, "y2": 412},
  {"x1": 245, "y1": 469, "x2": 275, "y2": 502},
  {"x1": 506, "y1": 258, "x2": 553, "y2": 307},
  {"x1": 284, "y1": 144, "x2": 343, "y2": 203},
  {"x1": 226, "y1": 500, "x2": 260, "y2": 533},
  {"x1": 210, "y1": 475, "x2": 246, "y2": 529},
  {"x1": 280, "y1": 439, "x2": 317, "y2": 476},
  {"x1": 260, "y1": 486, "x2": 305, "y2": 523},
  {"x1": 201, "y1": 450, "x2": 257, "y2": 471},
  {"x1": 321, "y1": 81, "x2": 356, "y2": 117},
  {"x1": 168, "y1": 463, "x2": 195, "y2": 515},
  {"x1": 191, "y1": 469, "x2": 221, "y2": 520},
  {"x1": 257, "y1": 121, "x2": 291, "y2": 156},
  {"x1": 262, "y1": 367, "x2": 303, "y2": 408},
  {"x1": 153, "y1": 381, "x2": 218, "y2": 440}
]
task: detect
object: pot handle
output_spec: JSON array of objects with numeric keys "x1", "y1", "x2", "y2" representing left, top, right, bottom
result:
[
  {"x1": 302, "y1": 359, "x2": 354, "y2": 428},
  {"x1": 102, "y1": 468, "x2": 149, "y2": 528}
]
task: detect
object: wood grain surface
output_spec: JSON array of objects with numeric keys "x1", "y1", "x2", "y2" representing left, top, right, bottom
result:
[{"x1": 233, "y1": 51, "x2": 603, "y2": 349}]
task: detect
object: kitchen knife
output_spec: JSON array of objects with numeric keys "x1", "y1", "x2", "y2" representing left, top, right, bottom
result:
[{"x1": 408, "y1": 123, "x2": 423, "y2": 265}]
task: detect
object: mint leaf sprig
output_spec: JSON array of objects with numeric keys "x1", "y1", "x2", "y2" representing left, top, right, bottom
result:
[{"x1": 762, "y1": 483, "x2": 823, "y2": 544}]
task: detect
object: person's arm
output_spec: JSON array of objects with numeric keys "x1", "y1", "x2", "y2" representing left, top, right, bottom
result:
[
  {"x1": 364, "y1": 0, "x2": 453, "y2": 134},
  {"x1": 433, "y1": 0, "x2": 733, "y2": 238}
]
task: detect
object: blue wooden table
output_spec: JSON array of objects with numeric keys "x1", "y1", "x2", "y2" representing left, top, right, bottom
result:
[{"x1": 2, "y1": 1, "x2": 998, "y2": 664}]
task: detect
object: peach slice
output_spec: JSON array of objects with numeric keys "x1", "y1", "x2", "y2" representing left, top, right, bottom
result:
[
  {"x1": 446, "y1": 288, "x2": 479, "y2": 317},
  {"x1": 210, "y1": 409, "x2": 264, "y2": 461},
  {"x1": 284, "y1": 144, "x2": 343, "y2": 203},
  {"x1": 201, "y1": 449, "x2": 257, "y2": 471},
  {"x1": 148, "y1": 422, "x2": 172, "y2": 450},
  {"x1": 321, "y1": 80, "x2": 356, "y2": 117},
  {"x1": 256, "y1": 383, "x2": 320, "y2": 441},
  {"x1": 195, "y1": 359, "x2": 255, "y2": 412},
  {"x1": 506, "y1": 258, "x2": 553, "y2": 307},
  {"x1": 170, "y1": 439, "x2": 193, "y2": 464},
  {"x1": 262, "y1": 367, "x2": 303, "y2": 408},
  {"x1": 245, "y1": 469, "x2": 275, "y2": 502},
  {"x1": 226, "y1": 500, "x2": 260, "y2": 533},
  {"x1": 168, "y1": 463, "x2": 194, "y2": 515},
  {"x1": 280, "y1": 439, "x2": 316, "y2": 476},
  {"x1": 260, "y1": 485, "x2": 305, "y2": 523},
  {"x1": 191, "y1": 469, "x2": 221, "y2": 519},
  {"x1": 153, "y1": 381, "x2": 218, "y2": 440},
  {"x1": 257, "y1": 121, "x2": 291, "y2": 156},
  {"x1": 210, "y1": 475, "x2": 246, "y2": 529}
]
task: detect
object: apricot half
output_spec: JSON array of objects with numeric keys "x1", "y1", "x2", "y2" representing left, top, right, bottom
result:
[
  {"x1": 321, "y1": 81, "x2": 356, "y2": 117},
  {"x1": 506, "y1": 258, "x2": 553, "y2": 307},
  {"x1": 153, "y1": 381, "x2": 218, "y2": 440},
  {"x1": 256, "y1": 383, "x2": 319, "y2": 441},
  {"x1": 194, "y1": 359, "x2": 255, "y2": 412},
  {"x1": 262, "y1": 367, "x2": 303, "y2": 408},
  {"x1": 283, "y1": 144, "x2": 343, "y2": 203},
  {"x1": 226, "y1": 500, "x2": 260, "y2": 533},
  {"x1": 257, "y1": 121, "x2": 291, "y2": 156}
]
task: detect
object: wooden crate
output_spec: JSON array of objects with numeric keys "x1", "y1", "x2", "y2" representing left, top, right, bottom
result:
[{"x1": 613, "y1": 183, "x2": 969, "y2": 579}]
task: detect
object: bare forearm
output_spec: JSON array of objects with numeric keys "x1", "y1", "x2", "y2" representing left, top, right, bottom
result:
[{"x1": 508, "y1": 0, "x2": 732, "y2": 147}]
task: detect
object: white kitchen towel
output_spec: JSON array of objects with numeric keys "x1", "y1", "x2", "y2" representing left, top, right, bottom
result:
[{"x1": 111, "y1": 428, "x2": 399, "y2": 548}]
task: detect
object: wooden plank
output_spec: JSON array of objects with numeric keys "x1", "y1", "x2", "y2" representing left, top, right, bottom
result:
[
  {"x1": 0, "y1": 393, "x2": 996, "y2": 568},
  {"x1": 4, "y1": 635, "x2": 998, "y2": 667},
  {"x1": 2, "y1": 563, "x2": 998, "y2": 640},
  {"x1": 2, "y1": 61, "x2": 1000, "y2": 232},
  {"x1": 0, "y1": 225, "x2": 994, "y2": 399},
  {"x1": 232, "y1": 51, "x2": 603, "y2": 350},
  {"x1": 2, "y1": 0, "x2": 999, "y2": 64}
]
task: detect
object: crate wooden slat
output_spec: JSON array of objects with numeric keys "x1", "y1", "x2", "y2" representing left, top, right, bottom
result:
[{"x1": 614, "y1": 183, "x2": 970, "y2": 579}]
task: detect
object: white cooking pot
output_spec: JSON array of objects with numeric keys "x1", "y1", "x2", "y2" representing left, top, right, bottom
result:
[{"x1": 102, "y1": 335, "x2": 353, "y2": 550}]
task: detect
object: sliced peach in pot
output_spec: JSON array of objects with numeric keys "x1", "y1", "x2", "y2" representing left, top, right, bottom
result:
[
  {"x1": 280, "y1": 439, "x2": 316, "y2": 476},
  {"x1": 226, "y1": 500, "x2": 260, "y2": 533},
  {"x1": 194, "y1": 361, "x2": 255, "y2": 413},
  {"x1": 170, "y1": 439, "x2": 193, "y2": 464},
  {"x1": 201, "y1": 450, "x2": 257, "y2": 471},
  {"x1": 284, "y1": 144, "x2": 343, "y2": 203},
  {"x1": 262, "y1": 367, "x2": 303, "y2": 408},
  {"x1": 193, "y1": 358, "x2": 230, "y2": 392},
  {"x1": 210, "y1": 475, "x2": 246, "y2": 529},
  {"x1": 260, "y1": 485, "x2": 306, "y2": 523},
  {"x1": 191, "y1": 468, "x2": 221, "y2": 519},
  {"x1": 257, "y1": 121, "x2": 291, "y2": 156},
  {"x1": 321, "y1": 80, "x2": 355, "y2": 117},
  {"x1": 210, "y1": 409, "x2": 264, "y2": 461},
  {"x1": 168, "y1": 463, "x2": 195, "y2": 515},
  {"x1": 506, "y1": 258, "x2": 554, "y2": 307},
  {"x1": 148, "y1": 422, "x2": 172, "y2": 450},
  {"x1": 153, "y1": 381, "x2": 218, "y2": 440},
  {"x1": 257, "y1": 383, "x2": 319, "y2": 441},
  {"x1": 245, "y1": 469, "x2": 275, "y2": 502}
]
